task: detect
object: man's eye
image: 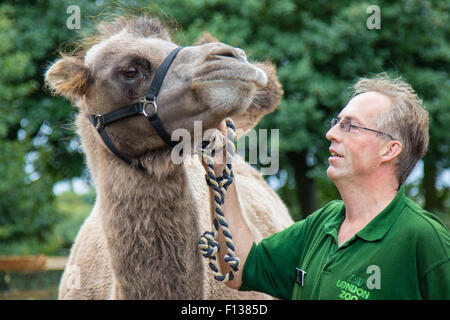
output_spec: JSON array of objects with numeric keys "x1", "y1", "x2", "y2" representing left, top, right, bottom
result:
[{"x1": 120, "y1": 67, "x2": 138, "y2": 79}]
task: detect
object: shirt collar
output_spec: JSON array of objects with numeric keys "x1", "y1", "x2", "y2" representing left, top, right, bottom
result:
[
  {"x1": 323, "y1": 185, "x2": 406, "y2": 243},
  {"x1": 356, "y1": 185, "x2": 406, "y2": 242},
  {"x1": 324, "y1": 205, "x2": 345, "y2": 240}
]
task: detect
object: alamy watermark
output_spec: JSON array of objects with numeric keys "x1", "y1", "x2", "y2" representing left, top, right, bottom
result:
[
  {"x1": 366, "y1": 264, "x2": 381, "y2": 289},
  {"x1": 366, "y1": 5, "x2": 381, "y2": 30},
  {"x1": 66, "y1": 5, "x2": 81, "y2": 30}
]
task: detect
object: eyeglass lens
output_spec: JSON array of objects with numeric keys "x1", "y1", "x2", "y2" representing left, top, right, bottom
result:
[{"x1": 331, "y1": 118, "x2": 351, "y2": 132}]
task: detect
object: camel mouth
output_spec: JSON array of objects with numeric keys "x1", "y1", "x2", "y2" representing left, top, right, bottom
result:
[
  {"x1": 192, "y1": 76, "x2": 266, "y2": 88},
  {"x1": 192, "y1": 62, "x2": 268, "y2": 89}
]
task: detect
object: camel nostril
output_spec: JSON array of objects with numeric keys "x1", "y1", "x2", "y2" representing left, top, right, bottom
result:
[
  {"x1": 216, "y1": 51, "x2": 236, "y2": 59},
  {"x1": 210, "y1": 46, "x2": 247, "y2": 62}
]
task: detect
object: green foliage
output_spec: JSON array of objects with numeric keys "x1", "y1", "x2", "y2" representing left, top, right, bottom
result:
[
  {"x1": 1, "y1": 189, "x2": 93, "y2": 255},
  {"x1": 0, "y1": 5, "x2": 55, "y2": 252},
  {"x1": 0, "y1": 1, "x2": 94, "y2": 253}
]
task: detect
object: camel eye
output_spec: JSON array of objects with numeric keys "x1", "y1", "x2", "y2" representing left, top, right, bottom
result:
[{"x1": 120, "y1": 67, "x2": 138, "y2": 79}]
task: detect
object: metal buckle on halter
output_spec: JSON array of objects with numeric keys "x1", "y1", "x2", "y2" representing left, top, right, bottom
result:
[
  {"x1": 94, "y1": 114, "x2": 104, "y2": 129},
  {"x1": 140, "y1": 97, "x2": 158, "y2": 118}
]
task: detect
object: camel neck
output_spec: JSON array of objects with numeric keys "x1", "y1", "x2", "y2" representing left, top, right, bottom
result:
[{"x1": 93, "y1": 146, "x2": 205, "y2": 299}]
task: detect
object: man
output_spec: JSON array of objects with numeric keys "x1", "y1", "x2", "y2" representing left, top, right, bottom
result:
[{"x1": 204, "y1": 73, "x2": 449, "y2": 299}]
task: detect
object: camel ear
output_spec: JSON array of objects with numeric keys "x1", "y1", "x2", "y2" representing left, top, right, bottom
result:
[
  {"x1": 233, "y1": 61, "x2": 283, "y2": 138},
  {"x1": 194, "y1": 32, "x2": 219, "y2": 45},
  {"x1": 45, "y1": 55, "x2": 90, "y2": 101}
]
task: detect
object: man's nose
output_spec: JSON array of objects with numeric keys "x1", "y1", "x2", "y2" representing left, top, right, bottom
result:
[{"x1": 326, "y1": 123, "x2": 341, "y2": 142}]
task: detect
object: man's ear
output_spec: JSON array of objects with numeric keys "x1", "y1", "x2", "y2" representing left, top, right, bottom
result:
[
  {"x1": 45, "y1": 55, "x2": 90, "y2": 101},
  {"x1": 194, "y1": 32, "x2": 219, "y2": 45},
  {"x1": 381, "y1": 140, "x2": 402, "y2": 163}
]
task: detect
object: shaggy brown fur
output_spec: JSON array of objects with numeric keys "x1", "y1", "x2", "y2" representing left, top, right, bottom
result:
[{"x1": 45, "y1": 14, "x2": 293, "y2": 299}]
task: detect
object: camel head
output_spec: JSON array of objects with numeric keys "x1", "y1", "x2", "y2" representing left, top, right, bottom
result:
[{"x1": 45, "y1": 15, "x2": 283, "y2": 159}]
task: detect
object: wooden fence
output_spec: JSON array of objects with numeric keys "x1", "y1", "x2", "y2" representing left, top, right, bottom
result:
[{"x1": 0, "y1": 255, "x2": 67, "y2": 300}]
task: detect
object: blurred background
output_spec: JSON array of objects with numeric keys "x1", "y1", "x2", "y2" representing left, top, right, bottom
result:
[{"x1": 0, "y1": 0, "x2": 448, "y2": 299}]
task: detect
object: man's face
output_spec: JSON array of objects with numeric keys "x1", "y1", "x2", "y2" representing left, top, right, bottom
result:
[{"x1": 325, "y1": 91, "x2": 393, "y2": 184}]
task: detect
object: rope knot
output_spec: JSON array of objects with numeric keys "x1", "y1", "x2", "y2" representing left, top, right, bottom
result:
[
  {"x1": 224, "y1": 253, "x2": 240, "y2": 272},
  {"x1": 198, "y1": 231, "x2": 220, "y2": 258}
]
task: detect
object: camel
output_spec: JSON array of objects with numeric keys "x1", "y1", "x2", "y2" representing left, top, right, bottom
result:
[{"x1": 45, "y1": 14, "x2": 293, "y2": 299}]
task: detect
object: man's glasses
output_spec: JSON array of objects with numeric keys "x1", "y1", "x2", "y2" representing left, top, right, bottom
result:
[{"x1": 330, "y1": 118, "x2": 396, "y2": 140}]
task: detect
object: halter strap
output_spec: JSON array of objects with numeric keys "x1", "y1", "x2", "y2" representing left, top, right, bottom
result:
[
  {"x1": 88, "y1": 46, "x2": 184, "y2": 169},
  {"x1": 145, "y1": 46, "x2": 183, "y2": 100},
  {"x1": 88, "y1": 113, "x2": 138, "y2": 167}
]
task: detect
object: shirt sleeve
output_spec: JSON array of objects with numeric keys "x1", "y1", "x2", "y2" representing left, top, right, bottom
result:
[
  {"x1": 419, "y1": 258, "x2": 450, "y2": 299},
  {"x1": 239, "y1": 213, "x2": 314, "y2": 299},
  {"x1": 416, "y1": 213, "x2": 450, "y2": 300}
]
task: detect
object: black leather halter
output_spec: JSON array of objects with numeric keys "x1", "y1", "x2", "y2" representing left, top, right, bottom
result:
[{"x1": 88, "y1": 46, "x2": 184, "y2": 169}]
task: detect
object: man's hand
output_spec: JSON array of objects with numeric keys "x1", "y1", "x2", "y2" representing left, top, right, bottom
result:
[{"x1": 201, "y1": 119, "x2": 229, "y2": 176}]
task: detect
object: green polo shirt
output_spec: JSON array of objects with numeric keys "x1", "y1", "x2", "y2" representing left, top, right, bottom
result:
[{"x1": 240, "y1": 186, "x2": 450, "y2": 299}]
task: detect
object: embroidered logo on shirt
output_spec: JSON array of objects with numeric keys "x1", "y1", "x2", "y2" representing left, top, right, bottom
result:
[
  {"x1": 336, "y1": 279, "x2": 370, "y2": 300},
  {"x1": 336, "y1": 266, "x2": 381, "y2": 300}
]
